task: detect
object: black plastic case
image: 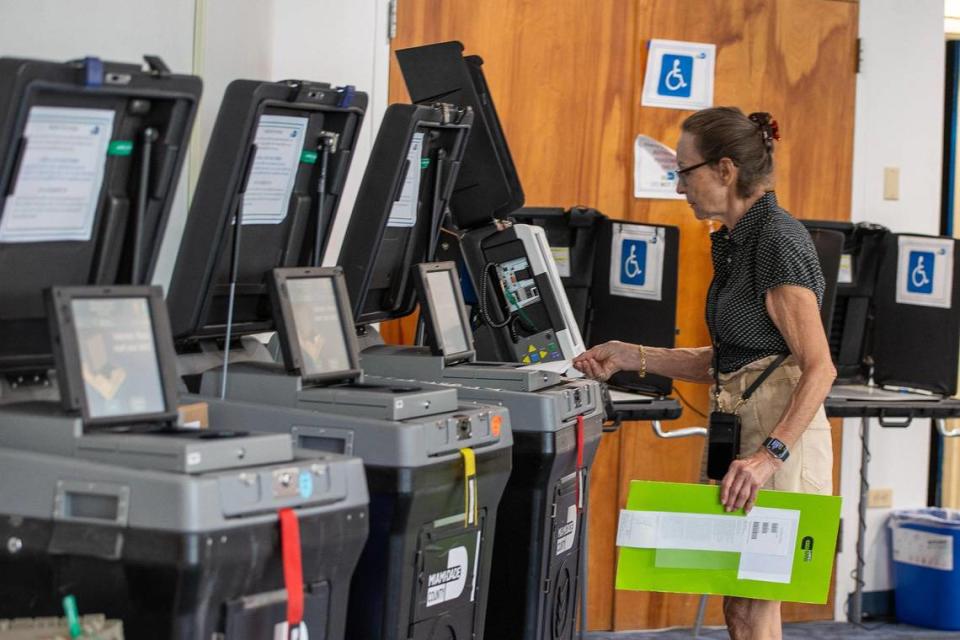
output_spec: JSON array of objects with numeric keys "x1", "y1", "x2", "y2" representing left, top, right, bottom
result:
[
  {"x1": 166, "y1": 78, "x2": 367, "y2": 343},
  {"x1": 397, "y1": 41, "x2": 524, "y2": 230},
  {"x1": 0, "y1": 56, "x2": 200, "y2": 372},
  {"x1": 337, "y1": 102, "x2": 472, "y2": 325}
]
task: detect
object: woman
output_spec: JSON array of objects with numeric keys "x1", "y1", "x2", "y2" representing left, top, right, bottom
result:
[{"x1": 573, "y1": 107, "x2": 836, "y2": 640}]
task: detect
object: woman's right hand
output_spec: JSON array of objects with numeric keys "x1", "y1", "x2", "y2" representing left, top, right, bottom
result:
[{"x1": 572, "y1": 341, "x2": 636, "y2": 382}]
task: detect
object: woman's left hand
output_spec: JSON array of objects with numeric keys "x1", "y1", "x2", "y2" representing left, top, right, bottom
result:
[{"x1": 720, "y1": 450, "x2": 782, "y2": 513}]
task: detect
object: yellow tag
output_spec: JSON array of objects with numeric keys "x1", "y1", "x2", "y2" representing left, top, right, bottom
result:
[
  {"x1": 460, "y1": 448, "x2": 478, "y2": 527},
  {"x1": 460, "y1": 447, "x2": 476, "y2": 477}
]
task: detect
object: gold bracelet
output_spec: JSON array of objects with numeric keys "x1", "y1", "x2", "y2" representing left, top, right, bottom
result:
[{"x1": 637, "y1": 344, "x2": 647, "y2": 378}]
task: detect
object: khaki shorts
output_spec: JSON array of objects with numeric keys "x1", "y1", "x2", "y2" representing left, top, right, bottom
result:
[{"x1": 707, "y1": 354, "x2": 833, "y2": 495}]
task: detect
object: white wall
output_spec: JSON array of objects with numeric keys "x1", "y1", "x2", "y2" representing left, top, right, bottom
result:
[
  {"x1": 836, "y1": 0, "x2": 946, "y2": 619},
  {"x1": 0, "y1": 0, "x2": 390, "y2": 289},
  {"x1": 270, "y1": 0, "x2": 392, "y2": 266}
]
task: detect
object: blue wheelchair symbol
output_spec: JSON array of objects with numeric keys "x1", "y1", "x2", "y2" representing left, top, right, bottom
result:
[
  {"x1": 907, "y1": 250, "x2": 935, "y2": 294},
  {"x1": 620, "y1": 239, "x2": 647, "y2": 286},
  {"x1": 657, "y1": 54, "x2": 693, "y2": 98}
]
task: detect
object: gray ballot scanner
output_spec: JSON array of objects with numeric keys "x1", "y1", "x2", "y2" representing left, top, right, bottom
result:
[
  {"x1": 0, "y1": 286, "x2": 368, "y2": 640},
  {"x1": 167, "y1": 94, "x2": 513, "y2": 640},
  {"x1": 360, "y1": 261, "x2": 603, "y2": 640},
  {"x1": 0, "y1": 59, "x2": 368, "y2": 640}
]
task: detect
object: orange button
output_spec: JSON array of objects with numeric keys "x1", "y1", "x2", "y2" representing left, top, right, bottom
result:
[{"x1": 491, "y1": 415, "x2": 502, "y2": 437}]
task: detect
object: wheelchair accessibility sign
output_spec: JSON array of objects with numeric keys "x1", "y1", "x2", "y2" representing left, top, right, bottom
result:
[
  {"x1": 621, "y1": 239, "x2": 648, "y2": 286},
  {"x1": 896, "y1": 236, "x2": 954, "y2": 309},
  {"x1": 610, "y1": 223, "x2": 665, "y2": 301},
  {"x1": 642, "y1": 39, "x2": 715, "y2": 110}
]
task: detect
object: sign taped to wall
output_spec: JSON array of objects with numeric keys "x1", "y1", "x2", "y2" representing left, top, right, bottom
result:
[{"x1": 641, "y1": 39, "x2": 716, "y2": 111}]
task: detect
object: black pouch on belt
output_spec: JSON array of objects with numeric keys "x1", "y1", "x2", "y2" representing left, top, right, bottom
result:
[{"x1": 706, "y1": 353, "x2": 788, "y2": 480}]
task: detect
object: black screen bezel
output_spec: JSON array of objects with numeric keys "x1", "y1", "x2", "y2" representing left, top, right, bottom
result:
[
  {"x1": 413, "y1": 261, "x2": 476, "y2": 364},
  {"x1": 268, "y1": 266, "x2": 362, "y2": 384},
  {"x1": 46, "y1": 285, "x2": 179, "y2": 426}
]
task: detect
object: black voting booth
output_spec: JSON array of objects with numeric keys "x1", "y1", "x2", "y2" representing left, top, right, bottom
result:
[
  {"x1": 168, "y1": 85, "x2": 513, "y2": 640},
  {"x1": 335, "y1": 103, "x2": 516, "y2": 640},
  {"x1": 803, "y1": 219, "x2": 960, "y2": 624},
  {"x1": 0, "y1": 58, "x2": 373, "y2": 640}
]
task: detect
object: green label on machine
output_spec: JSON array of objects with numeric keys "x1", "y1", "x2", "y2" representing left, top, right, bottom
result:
[
  {"x1": 301, "y1": 150, "x2": 318, "y2": 164},
  {"x1": 421, "y1": 158, "x2": 430, "y2": 169},
  {"x1": 107, "y1": 140, "x2": 133, "y2": 156}
]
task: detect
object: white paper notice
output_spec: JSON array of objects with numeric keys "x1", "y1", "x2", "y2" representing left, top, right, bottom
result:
[
  {"x1": 895, "y1": 235, "x2": 954, "y2": 309},
  {"x1": 617, "y1": 507, "x2": 800, "y2": 584},
  {"x1": 388, "y1": 132, "x2": 425, "y2": 228},
  {"x1": 893, "y1": 527, "x2": 954, "y2": 571},
  {"x1": 634, "y1": 135, "x2": 684, "y2": 200},
  {"x1": 241, "y1": 115, "x2": 308, "y2": 225},
  {"x1": 0, "y1": 106, "x2": 115, "y2": 243},
  {"x1": 609, "y1": 223, "x2": 665, "y2": 301},
  {"x1": 838, "y1": 254, "x2": 853, "y2": 284},
  {"x1": 550, "y1": 246, "x2": 571, "y2": 278}
]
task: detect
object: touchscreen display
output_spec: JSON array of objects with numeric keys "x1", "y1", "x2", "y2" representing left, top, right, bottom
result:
[
  {"x1": 425, "y1": 270, "x2": 470, "y2": 355},
  {"x1": 285, "y1": 277, "x2": 353, "y2": 376},
  {"x1": 72, "y1": 297, "x2": 166, "y2": 419}
]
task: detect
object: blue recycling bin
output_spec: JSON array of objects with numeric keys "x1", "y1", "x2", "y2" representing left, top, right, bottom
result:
[{"x1": 890, "y1": 508, "x2": 960, "y2": 630}]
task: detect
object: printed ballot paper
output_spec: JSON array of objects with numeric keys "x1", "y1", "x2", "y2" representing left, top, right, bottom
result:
[{"x1": 616, "y1": 481, "x2": 840, "y2": 603}]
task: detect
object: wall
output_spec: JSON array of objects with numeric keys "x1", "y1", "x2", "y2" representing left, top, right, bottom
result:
[
  {"x1": 0, "y1": 0, "x2": 389, "y2": 290},
  {"x1": 837, "y1": 0, "x2": 947, "y2": 619}
]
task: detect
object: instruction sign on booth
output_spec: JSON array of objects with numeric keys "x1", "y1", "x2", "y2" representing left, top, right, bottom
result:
[{"x1": 641, "y1": 39, "x2": 716, "y2": 111}]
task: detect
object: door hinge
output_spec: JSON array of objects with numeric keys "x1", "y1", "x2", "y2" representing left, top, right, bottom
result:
[
  {"x1": 388, "y1": 0, "x2": 398, "y2": 40},
  {"x1": 855, "y1": 37, "x2": 862, "y2": 74}
]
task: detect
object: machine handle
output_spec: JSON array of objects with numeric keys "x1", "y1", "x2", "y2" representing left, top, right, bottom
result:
[
  {"x1": 937, "y1": 418, "x2": 960, "y2": 438},
  {"x1": 650, "y1": 420, "x2": 707, "y2": 439}
]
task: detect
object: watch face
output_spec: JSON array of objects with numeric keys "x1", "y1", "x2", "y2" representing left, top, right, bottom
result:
[{"x1": 765, "y1": 437, "x2": 788, "y2": 459}]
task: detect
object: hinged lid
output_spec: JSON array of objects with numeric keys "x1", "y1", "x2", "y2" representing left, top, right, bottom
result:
[
  {"x1": 397, "y1": 41, "x2": 524, "y2": 230},
  {"x1": 0, "y1": 55, "x2": 201, "y2": 373},
  {"x1": 337, "y1": 102, "x2": 472, "y2": 325},
  {"x1": 166, "y1": 78, "x2": 367, "y2": 344}
]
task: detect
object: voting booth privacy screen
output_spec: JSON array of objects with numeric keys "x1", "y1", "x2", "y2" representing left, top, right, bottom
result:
[
  {"x1": 0, "y1": 56, "x2": 200, "y2": 372},
  {"x1": 804, "y1": 220, "x2": 960, "y2": 395}
]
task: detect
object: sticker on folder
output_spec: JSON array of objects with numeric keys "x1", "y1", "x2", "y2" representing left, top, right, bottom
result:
[{"x1": 615, "y1": 481, "x2": 840, "y2": 603}]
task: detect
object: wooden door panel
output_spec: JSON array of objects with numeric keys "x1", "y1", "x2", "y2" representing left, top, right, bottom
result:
[{"x1": 388, "y1": 0, "x2": 858, "y2": 630}]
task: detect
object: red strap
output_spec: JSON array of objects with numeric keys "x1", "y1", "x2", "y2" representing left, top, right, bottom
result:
[
  {"x1": 576, "y1": 415, "x2": 585, "y2": 470},
  {"x1": 279, "y1": 508, "x2": 304, "y2": 629}
]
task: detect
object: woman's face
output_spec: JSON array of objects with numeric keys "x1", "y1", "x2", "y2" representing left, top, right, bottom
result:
[{"x1": 675, "y1": 132, "x2": 731, "y2": 222}]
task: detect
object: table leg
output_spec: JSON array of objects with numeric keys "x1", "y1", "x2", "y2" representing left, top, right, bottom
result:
[{"x1": 849, "y1": 416, "x2": 870, "y2": 624}]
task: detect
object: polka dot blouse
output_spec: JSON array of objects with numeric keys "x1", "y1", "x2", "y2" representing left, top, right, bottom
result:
[{"x1": 705, "y1": 191, "x2": 825, "y2": 374}]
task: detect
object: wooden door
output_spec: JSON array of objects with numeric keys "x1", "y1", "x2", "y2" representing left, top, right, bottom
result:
[{"x1": 387, "y1": 0, "x2": 858, "y2": 630}]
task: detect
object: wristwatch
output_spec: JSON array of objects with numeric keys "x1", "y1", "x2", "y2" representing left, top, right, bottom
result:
[{"x1": 762, "y1": 437, "x2": 790, "y2": 462}]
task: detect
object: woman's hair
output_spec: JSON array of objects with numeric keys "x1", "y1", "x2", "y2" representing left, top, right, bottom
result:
[{"x1": 681, "y1": 107, "x2": 779, "y2": 197}]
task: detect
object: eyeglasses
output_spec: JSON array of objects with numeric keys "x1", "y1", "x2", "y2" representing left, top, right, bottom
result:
[{"x1": 675, "y1": 159, "x2": 713, "y2": 184}]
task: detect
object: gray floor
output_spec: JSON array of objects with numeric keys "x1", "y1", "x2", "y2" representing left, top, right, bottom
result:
[{"x1": 585, "y1": 621, "x2": 960, "y2": 639}]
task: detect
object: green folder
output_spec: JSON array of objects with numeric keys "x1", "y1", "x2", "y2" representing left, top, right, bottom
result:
[{"x1": 615, "y1": 481, "x2": 841, "y2": 603}]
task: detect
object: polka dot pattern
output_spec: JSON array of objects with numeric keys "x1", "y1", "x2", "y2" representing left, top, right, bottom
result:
[{"x1": 705, "y1": 191, "x2": 825, "y2": 374}]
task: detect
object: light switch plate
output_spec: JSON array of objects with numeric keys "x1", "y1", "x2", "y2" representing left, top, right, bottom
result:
[{"x1": 883, "y1": 167, "x2": 900, "y2": 200}]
